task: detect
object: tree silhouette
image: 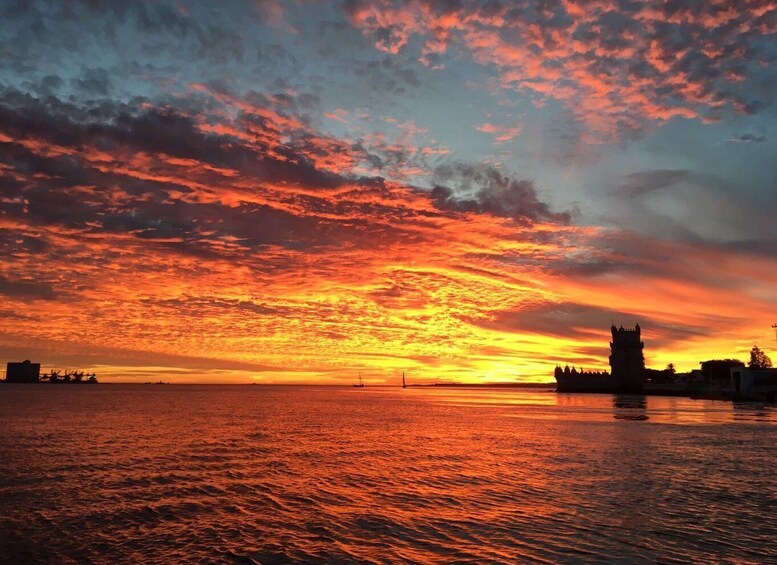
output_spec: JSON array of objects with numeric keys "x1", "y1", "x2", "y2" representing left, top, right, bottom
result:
[{"x1": 749, "y1": 346, "x2": 773, "y2": 369}]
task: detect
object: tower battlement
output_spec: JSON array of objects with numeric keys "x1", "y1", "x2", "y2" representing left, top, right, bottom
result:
[{"x1": 611, "y1": 323, "x2": 641, "y2": 334}]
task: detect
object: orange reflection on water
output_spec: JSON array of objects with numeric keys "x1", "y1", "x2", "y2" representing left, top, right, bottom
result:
[
  {"x1": 376, "y1": 387, "x2": 777, "y2": 426},
  {"x1": 2, "y1": 385, "x2": 777, "y2": 562}
]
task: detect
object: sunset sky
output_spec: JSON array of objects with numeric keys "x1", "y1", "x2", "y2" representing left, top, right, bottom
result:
[{"x1": 1, "y1": 0, "x2": 776, "y2": 383}]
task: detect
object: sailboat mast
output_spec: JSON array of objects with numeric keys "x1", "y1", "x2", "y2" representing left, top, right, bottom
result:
[{"x1": 402, "y1": 371, "x2": 406, "y2": 388}]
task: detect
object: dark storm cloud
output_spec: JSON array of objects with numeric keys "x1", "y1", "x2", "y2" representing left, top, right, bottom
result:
[
  {"x1": 352, "y1": 56, "x2": 421, "y2": 95},
  {"x1": 71, "y1": 68, "x2": 112, "y2": 96},
  {"x1": 0, "y1": 274, "x2": 58, "y2": 300},
  {"x1": 0, "y1": 230, "x2": 50, "y2": 255},
  {"x1": 34, "y1": 0, "x2": 192, "y2": 35},
  {"x1": 31, "y1": 75, "x2": 65, "y2": 96},
  {"x1": 0, "y1": 0, "x2": 249, "y2": 75},
  {"x1": 733, "y1": 99, "x2": 770, "y2": 116},
  {"x1": 0, "y1": 87, "x2": 345, "y2": 192},
  {"x1": 69, "y1": 0, "x2": 246, "y2": 61},
  {"x1": 476, "y1": 302, "x2": 712, "y2": 349},
  {"x1": 0, "y1": 89, "x2": 353, "y2": 256},
  {"x1": 546, "y1": 228, "x2": 693, "y2": 282},
  {"x1": 0, "y1": 333, "x2": 279, "y2": 373},
  {"x1": 431, "y1": 163, "x2": 570, "y2": 224},
  {"x1": 727, "y1": 133, "x2": 767, "y2": 143},
  {"x1": 0, "y1": 308, "x2": 35, "y2": 321},
  {"x1": 716, "y1": 238, "x2": 777, "y2": 260},
  {"x1": 601, "y1": 167, "x2": 777, "y2": 259},
  {"x1": 0, "y1": 87, "x2": 568, "y2": 273},
  {"x1": 303, "y1": 14, "x2": 426, "y2": 104},
  {"x1": 617, "y1": 170, "x2": 690, "y2": 197},
  {"x1": 139, "y1": 296, "x2": 290, "y2": 318}
]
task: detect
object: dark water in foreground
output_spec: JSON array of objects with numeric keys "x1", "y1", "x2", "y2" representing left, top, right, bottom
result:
[{"x1": 1, "y1": 385, "x2": 776, "y2": 564}]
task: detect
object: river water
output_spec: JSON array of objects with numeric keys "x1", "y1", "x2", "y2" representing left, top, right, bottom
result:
[{"x1": 1, "y1": 385, "x2": 776, "y2": 563}]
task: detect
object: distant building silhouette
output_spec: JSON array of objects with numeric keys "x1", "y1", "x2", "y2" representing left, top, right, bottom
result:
[
  {"x1": 3, "y1": 361, "x2": 98, "y2": 384},
  {"x1": 730, "y1": 365, "x2": 777, "y2": 401},
  {"x1": 5, "y1": 360, "x2": 41, "y2": 383},
  {"x1": 700, "y1": 359, "x2": 744, "y2": 382}
]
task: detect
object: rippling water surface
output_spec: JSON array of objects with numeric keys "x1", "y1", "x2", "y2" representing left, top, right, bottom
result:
[{"x1": 1, "y1": 385, "x2": 776, "y2": 563}]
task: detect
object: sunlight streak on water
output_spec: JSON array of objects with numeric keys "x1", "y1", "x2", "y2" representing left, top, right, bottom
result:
[{"x1": 1, "y1": 385, "x2": 776, "y2": 563}]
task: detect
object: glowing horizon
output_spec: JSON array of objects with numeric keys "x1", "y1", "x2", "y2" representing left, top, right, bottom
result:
[{"x1": 1, "y1": 1, "x2": 776, "y2": 384}]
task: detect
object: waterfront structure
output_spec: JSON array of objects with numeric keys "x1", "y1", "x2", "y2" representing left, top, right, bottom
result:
[
  {"x1": 553, "y1": 365, "x2": 612, "y2": 392},
  {"x1": 555, "y1": 324, "x2": 645, "y2": 393},
  {"x1": 555, "y1": 325, "x2": 777, "y2": 401},
  {"x1": 3, "y1": 361, "x2": 97, "y2": 384},
  {"x1": 729, "y1": 366, "x2": 777, "y2": 401},
  {"x1": 5, "y1": 360, "x2": 41, "y2": 383}
]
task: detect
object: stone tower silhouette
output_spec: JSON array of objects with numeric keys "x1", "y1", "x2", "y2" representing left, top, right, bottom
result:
[{"x1": 609, "y1": 324, "x2": 645, "y2": 392}]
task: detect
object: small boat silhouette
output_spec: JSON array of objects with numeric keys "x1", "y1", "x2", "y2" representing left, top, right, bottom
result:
[{"x1": 353, "y1": 374, "x2": 364, "y2": 388}]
